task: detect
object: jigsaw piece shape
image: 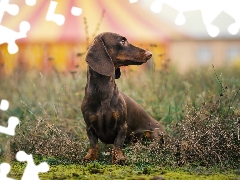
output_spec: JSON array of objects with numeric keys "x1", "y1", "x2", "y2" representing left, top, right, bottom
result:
[
  {"x1": 0, "y1": 0, "x2": 34, "y2": 54},
  {"x1": 46, "y1": 0, "x2": 65, "y2": 26},
  {"x1": 16, "y1": 151, "x2": 50, "y2": 180},
  {"x1": 71, "y1": 6, "x2": 82, "y2": 16},
  {"x1": 0, "y1": 116, "x2": 19, "y2": 136},
  {"x1": 129, "y1": 0, "x2": 138, "y2": 4},
  {"x1": 0, "y1": 0, "x2": 19, "y2": 23},
  {"x1": 0, "y1": 99, "x2": 9, "y2": 111},
  {"x1": 0, "y1": 21, "x2": 30, "y2": 54},
  {"x1": 150, "y1": 0, "x2": 240, "y2": 37},
  {"x1": 174, "y1": 11, "x2": 186, "y2": 25},
  {"x1": 151, "y1": 0, "x2": 201, "y2": 26},
  {"x1": 198, "y1": 0, "x2": 240, "y2": 36},
  {"x1": 0, "y1": 163, "x2": 15, "y2": 180},
  {"x1": 25, "y1": 0, "x2": 36, "y2": 6},
  {"x1": 221, "y1": 0, "x2": 240, "y2": 35}
]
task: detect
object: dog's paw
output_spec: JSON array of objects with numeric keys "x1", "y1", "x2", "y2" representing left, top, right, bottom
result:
[
  {"x1": 112, "y1": 149, "x2": 125, "y2": 165},
  {"x1": 83, "y1": 148, "x2": 98, "y2": 161}
]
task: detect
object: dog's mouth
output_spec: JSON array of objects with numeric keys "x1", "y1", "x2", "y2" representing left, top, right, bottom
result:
[
  {"x1": 117, "y1": 51, "x2": 152, "y2": 67},
  {"x1": 122, "y1": 60, "x2": 145, "y2": 66},
  {"x1": 126, "y1": 51, "x2": 152, "y2": 65}
]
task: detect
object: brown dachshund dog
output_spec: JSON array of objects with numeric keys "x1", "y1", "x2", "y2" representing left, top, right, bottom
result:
[{"x1": 81, "y1": 32, "x2": 165, "y2": 164}]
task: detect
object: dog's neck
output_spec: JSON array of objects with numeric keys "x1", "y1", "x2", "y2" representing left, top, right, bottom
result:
[{"x1": 87, "y1": 66, "x2": 117, "y2": 102}]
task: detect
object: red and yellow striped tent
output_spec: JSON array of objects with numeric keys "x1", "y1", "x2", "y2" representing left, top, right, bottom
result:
[{"x1": 0, "y1": 0, "x2": 186, "y2": 75}]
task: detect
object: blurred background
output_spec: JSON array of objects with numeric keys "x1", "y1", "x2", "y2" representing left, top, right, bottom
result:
[{"x1": 0, "y1": 0, "x2": 240, "y2": 75}]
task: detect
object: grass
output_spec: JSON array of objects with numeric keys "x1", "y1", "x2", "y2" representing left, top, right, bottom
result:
[
  {"x1": 8, "y1": 162, "x2": 239, "y2": 179},
  {"x1": 0, "y1": 64, "x2": 240, "y2": 179}
]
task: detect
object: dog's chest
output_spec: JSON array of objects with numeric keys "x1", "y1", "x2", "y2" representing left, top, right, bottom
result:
[
  {"x1": 83, "y1": 81, "x2": 127, "y2": 143},
  {"x1": 92, "y1": 109, "x2": 120, "y2": 129},
  {"x1": 89, "y1": 109, "x2": 123, "y2": 143}
]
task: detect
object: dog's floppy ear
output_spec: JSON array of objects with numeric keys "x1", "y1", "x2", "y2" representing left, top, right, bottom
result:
[
  {"x1": 115, "y1": 68, "x2": 121, "y2": 79},
  {"x1": 85, "y1": 37, "x2": 114, "y2": 76}
]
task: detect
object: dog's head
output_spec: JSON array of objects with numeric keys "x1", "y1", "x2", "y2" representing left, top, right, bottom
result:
[{"x1": 85, "y1": 32, "x2": 152, "y2": 79}]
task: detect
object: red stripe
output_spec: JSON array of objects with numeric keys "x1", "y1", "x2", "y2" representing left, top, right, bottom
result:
[
  {"x1": 96, "y1": 0, "x2": 169, "y2": 43},
  {"x1": 116, "y1": 0, "x2": 170, "y2": 42},
  {"x1": 26, "y1": 1, "x2": 49, "y2": 24},
  {"x1": 59, "y1": 0, "x2": 81, "y2": 42},
  {"x1": 96, "y1": 0, "x2": 130, "y2": 37}
]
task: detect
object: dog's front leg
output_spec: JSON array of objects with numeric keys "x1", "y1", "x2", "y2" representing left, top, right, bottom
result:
[
  {"x1": 112, "y1": 122, "x2": 127, "y2": 164},
  {"x1": 84, "y1": 127, "x2": 98, "y2": 161}
]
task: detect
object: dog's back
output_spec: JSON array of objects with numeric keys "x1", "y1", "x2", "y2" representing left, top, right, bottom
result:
[{"x1": 120, "y1": 92, "x2": 165, "y2": 143}]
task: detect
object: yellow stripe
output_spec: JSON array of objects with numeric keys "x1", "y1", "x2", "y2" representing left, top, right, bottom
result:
[
  {"x1": 0, "y1": 45, "x2": 18, "y2": 75},
  {"x1": 29, "y1": 1, "x2": 66, "y2": 42}
]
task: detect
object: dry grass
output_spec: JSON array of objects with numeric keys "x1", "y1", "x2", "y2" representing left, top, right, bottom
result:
[{"x1": 125, "y1": 92, "x2": 240, "y2": 168}]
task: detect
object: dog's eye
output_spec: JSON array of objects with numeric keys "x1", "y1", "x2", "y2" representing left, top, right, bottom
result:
[{"x1": 120, "y1": 39, "x2": 125, "y2": 45}]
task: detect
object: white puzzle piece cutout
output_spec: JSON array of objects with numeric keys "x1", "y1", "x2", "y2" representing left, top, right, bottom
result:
[
  {"x1": 0, "y1": 99, "x2": 9, "y2": 111},
  {"x1": 71, "y1": 6, "x2": 82, "y2": 16},
  {"x1": 25, "y1": 0, "x2": 37, "y2": 6},
  {"x1": 0, "y1": 21, "x2": 30, "y2": 54},
  {"x1": 0, "y1": 116, "x2": 20, "y2": 136},
  {"x1": 46, "y1": 0, "x2": 65, "y2": 26},
  {"x1": 0, "y1": 99, "x2": 20, "y2": 136},
  {"x1": 0, "y1": 0, "x2": 19, "y2": 23},
  {"x1": 0, "y1": 163, "x2": 14, "y2": 180},
  {"x1": 129, "y1": 0, "x2": 138, "y2": 4},
  {"x1": 0, "y1": 0, "x2": 31, "y2": 54},
  {"x1": 0, "y1": 99, "x2": 17, "y2": 179},
  {"x1": 150, "y1": 0, "x2": 240, "y2": 37},
  {"x1": 16, "y1": 151, "x2": 50, "y2": 180}
]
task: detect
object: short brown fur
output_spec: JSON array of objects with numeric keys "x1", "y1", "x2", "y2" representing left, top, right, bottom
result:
[{"x1": 81, "y1": 32, "x2": 165, "y2": 164}]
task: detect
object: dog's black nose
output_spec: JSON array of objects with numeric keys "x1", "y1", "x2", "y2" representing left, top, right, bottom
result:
[{"x1": 145, "y1": 51, "x2": 152, "y2": 59}]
